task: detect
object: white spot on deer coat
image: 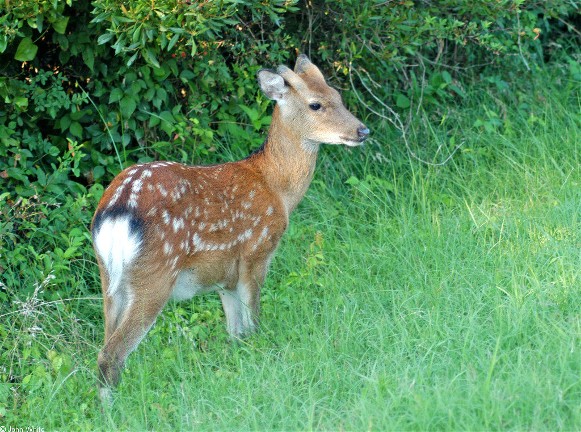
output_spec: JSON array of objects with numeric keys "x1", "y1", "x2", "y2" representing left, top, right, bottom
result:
[
  {"x1": 131, "y1": 179, "x2": 143, "y2": 193},
  {"x1": 157, "y1": 184, "x2": 168, "y2": 197},
  {"x1": 173, "y1": 217, "x2": 184, "y2": 232},
  {"x1": 128, "y1": 193, "x2": 138, "y2": 208},
  {"x1": 192, "y1": 232, "x2": 205, "y2": 251},
  {"x1": 107, "y1": 185, "x2": 124, "y2": 208},
  {"x1": 253, "y1": 226, "x2": 270, "y2": 251},
  {"x1": 164, "y1": 242, "x2": 173, "y2": 255},
  {"x1": 162, "y1": 210, "x2": 171, "y2": 225},
  {"x1": 237, "y1": 228, "x2": 253, "y2": 243}
]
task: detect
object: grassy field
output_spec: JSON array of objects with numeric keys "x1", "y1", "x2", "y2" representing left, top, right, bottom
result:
[{"x1": 2, "y1": 70, "x2": 580, "y2": 430}]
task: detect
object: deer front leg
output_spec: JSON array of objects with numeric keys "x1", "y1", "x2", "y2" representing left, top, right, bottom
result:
[
  {"x1": 219, "y1": 259, "x2": 267, "y2": 338},
  {"x1": 219, "y1": 280, "x2": 260, "y2": 338}
]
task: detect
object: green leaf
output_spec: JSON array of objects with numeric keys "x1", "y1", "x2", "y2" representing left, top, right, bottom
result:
[
  {"x1": 345, "y1": 176, "x2": 360, "y2": 186},
  {"x1": 449, "y1": 84, "x2": 466, "y2": 98},
  {"x1": 52, "y1": 16, "x2": 70, "y2": 34},
  {"x1": 48, "y1": 146, "x2": 60, "y2": 157},
  {"x1": 167, "y1": 33, "x2": 180, "y2": 52},
  {"x1": 142, "y1": 48, "x2": 160, "y2": 68},
  {"x1": 6, "y1": 168, "x2": 29, "y2": 183},
  {"x1": 14, "y1": 97, "x2": 28, "y2": 109},
  {"x1": 93, "y1": 166, "x2": 105, "y2": 180},
  {"x1": 179, "y1": 70, "x2": 196, "y2": 82},
  {"x1": 35, "y1": 167, "x2": 47, "y2": 186},
  {"x1": 159, "y1": 111, "x2": 175, "y2": 123},
  {"x1": 108, "y1": 88, "x2": 124, "y2": 103},
  {"x1": 119, "y1": 96, "x2": 137, "y2": 118},
  {"x1": 14, "y1": 38, "x2": 38, "y2": 62},
  {"x1": 63, "y1": 246, "x2": 77, "y2": 259},
  {"x1": 82, "y1": 47, "x2": 94, "y2": 71},
  {"x1": 97, "y1": 32, "x2": 114, "y2": 45},
  {"x1": 0, "y1": 34, "x2": 7, "y2": 53},
  {"x1": 70, "y1": 109, "x2": 87, "y2": 121},
  {"x1": 149, "y1": 114, "x2": 160, "y2": 127},
  {"x1": 144, "y1": 87, "x2": 155, "y2": 101},
  {"x1": 153, "y1": 88, "x2": 167, "y2": 109},
  {"x1": 127, "y1": 52, "x2": 139, "y2": 67},
  {"x1": 442, "y1": 70, "x2": 452, "y2": 84},
  {"x1": 59, "y1": 114, "x2": 72, "y2": 131},
  {"x1": 396, "y1": 94, "x2": 411, "y2": 109},
  {"x1": 69, "y1": 121, "x2": 83, "y2": 138},
  {"x1": 132, "y1": 25, "x2": 142, "y2": 44},
  {"x1": 36, "y1": 15, "x2": 44, "y2": 32},
  {"x1": 240, "y1": 105, "x2": 259, "y2": 122}
]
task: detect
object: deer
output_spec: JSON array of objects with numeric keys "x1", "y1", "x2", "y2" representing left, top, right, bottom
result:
[{"x1": 91, "y1": 54, "x2": 369, "y2": 402}]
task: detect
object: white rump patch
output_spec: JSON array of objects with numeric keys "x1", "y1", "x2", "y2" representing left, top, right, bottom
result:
[{"x1": 94, "y1": 217, "x2": 142, "y2": 296}]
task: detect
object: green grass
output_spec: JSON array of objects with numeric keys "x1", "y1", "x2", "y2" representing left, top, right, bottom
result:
[{"x1": 1, "y1": 70, "x2": 580, "y2": 430}]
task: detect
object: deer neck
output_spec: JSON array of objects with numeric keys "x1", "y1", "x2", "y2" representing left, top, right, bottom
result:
[{"x1": 250, "y1": 105, "x2": 320, "y2": 214}]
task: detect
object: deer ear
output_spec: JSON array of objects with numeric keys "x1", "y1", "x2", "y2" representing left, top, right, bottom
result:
[
  {"x1": 294, "y1": 54, "x2": 312, "y2": 74},
  {"x1": 294, "y1": 54, "x2": 325, "y2": 83},
  {"x1": 257, "y1": 69, "x2": 289, "y2": 101}
]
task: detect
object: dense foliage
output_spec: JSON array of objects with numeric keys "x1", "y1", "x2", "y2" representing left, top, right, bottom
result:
[
  {"x1": 1, "y1": 1, "x2": 578, "y2": 200},
  {"x1": 0, "y1": 0, "x2": 578, "y2": 323},
  {"x1": 0, "y1": 0, "x2": 578, "y2": 333}
]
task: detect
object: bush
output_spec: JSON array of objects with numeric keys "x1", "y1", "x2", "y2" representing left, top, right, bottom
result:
[
  {"x1": 308, "y1": 1, "x2": 578, "y2": 110},
  {"x1": 0, "y1": 0, "x2": 299, "y2": 299},
  {"x1": 0, "y1": 0, "x2": 578, "y2": 300}
]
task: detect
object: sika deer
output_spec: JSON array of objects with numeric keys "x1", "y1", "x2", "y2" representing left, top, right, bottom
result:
[{"x1": 92, "y1": 54, "x2": 369, "y2": 402}]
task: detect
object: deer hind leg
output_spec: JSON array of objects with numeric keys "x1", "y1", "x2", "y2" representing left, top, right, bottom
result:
[
  {"x1": 99, "y1": 267, "x2": 131, "y2": 343},
  {"x1": 98, "y1": 269, "x2": 175, "y2": 403},
  {"x1": 219, "y1": 258, "x2": 269, "y2": 338}
]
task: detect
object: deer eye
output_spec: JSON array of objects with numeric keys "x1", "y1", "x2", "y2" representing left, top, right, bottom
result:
[{"x1": 309, "y1": 102, "x2": 322, "y2": 111}]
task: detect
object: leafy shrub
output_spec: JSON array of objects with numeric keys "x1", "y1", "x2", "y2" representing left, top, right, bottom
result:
[
  {"x1": 1, "y1": 0, "x2": 299, "y2": 193},
  {"x1": 0, "y1": 0, "x2": 578, "y2": 302},
  {"x1": 0, "y1": 0, "x2": 298, "y2": 301},
  {"x1": 302, "y1": 1, "x2": 578, "y2": 112}
]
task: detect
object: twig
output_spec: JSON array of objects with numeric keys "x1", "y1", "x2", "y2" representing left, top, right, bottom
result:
[
  {"x1": 516, "y1": 10, "x2": 531, "y2": 72},
  {"x1": 349, "y1": 61, "x2": 463, "y2": 167},
  {"x1": 556, "y1": 16, "x2": 581, "y2": 38},
  {"x1": 76, "y1": 81, "x2": 124, "y2": 170},
  {"x1": 414, "y1": 55, "x2": 427, "y2": 118}
]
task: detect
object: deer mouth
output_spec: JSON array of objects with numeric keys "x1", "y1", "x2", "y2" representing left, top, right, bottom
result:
[{"x1": 340, "y1": 136, "x2": 368, "y2": 146}]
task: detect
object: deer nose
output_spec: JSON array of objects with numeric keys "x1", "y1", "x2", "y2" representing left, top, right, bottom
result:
[{"x1": 357, "y1": 126, "x2": 370, "y2": 141}]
